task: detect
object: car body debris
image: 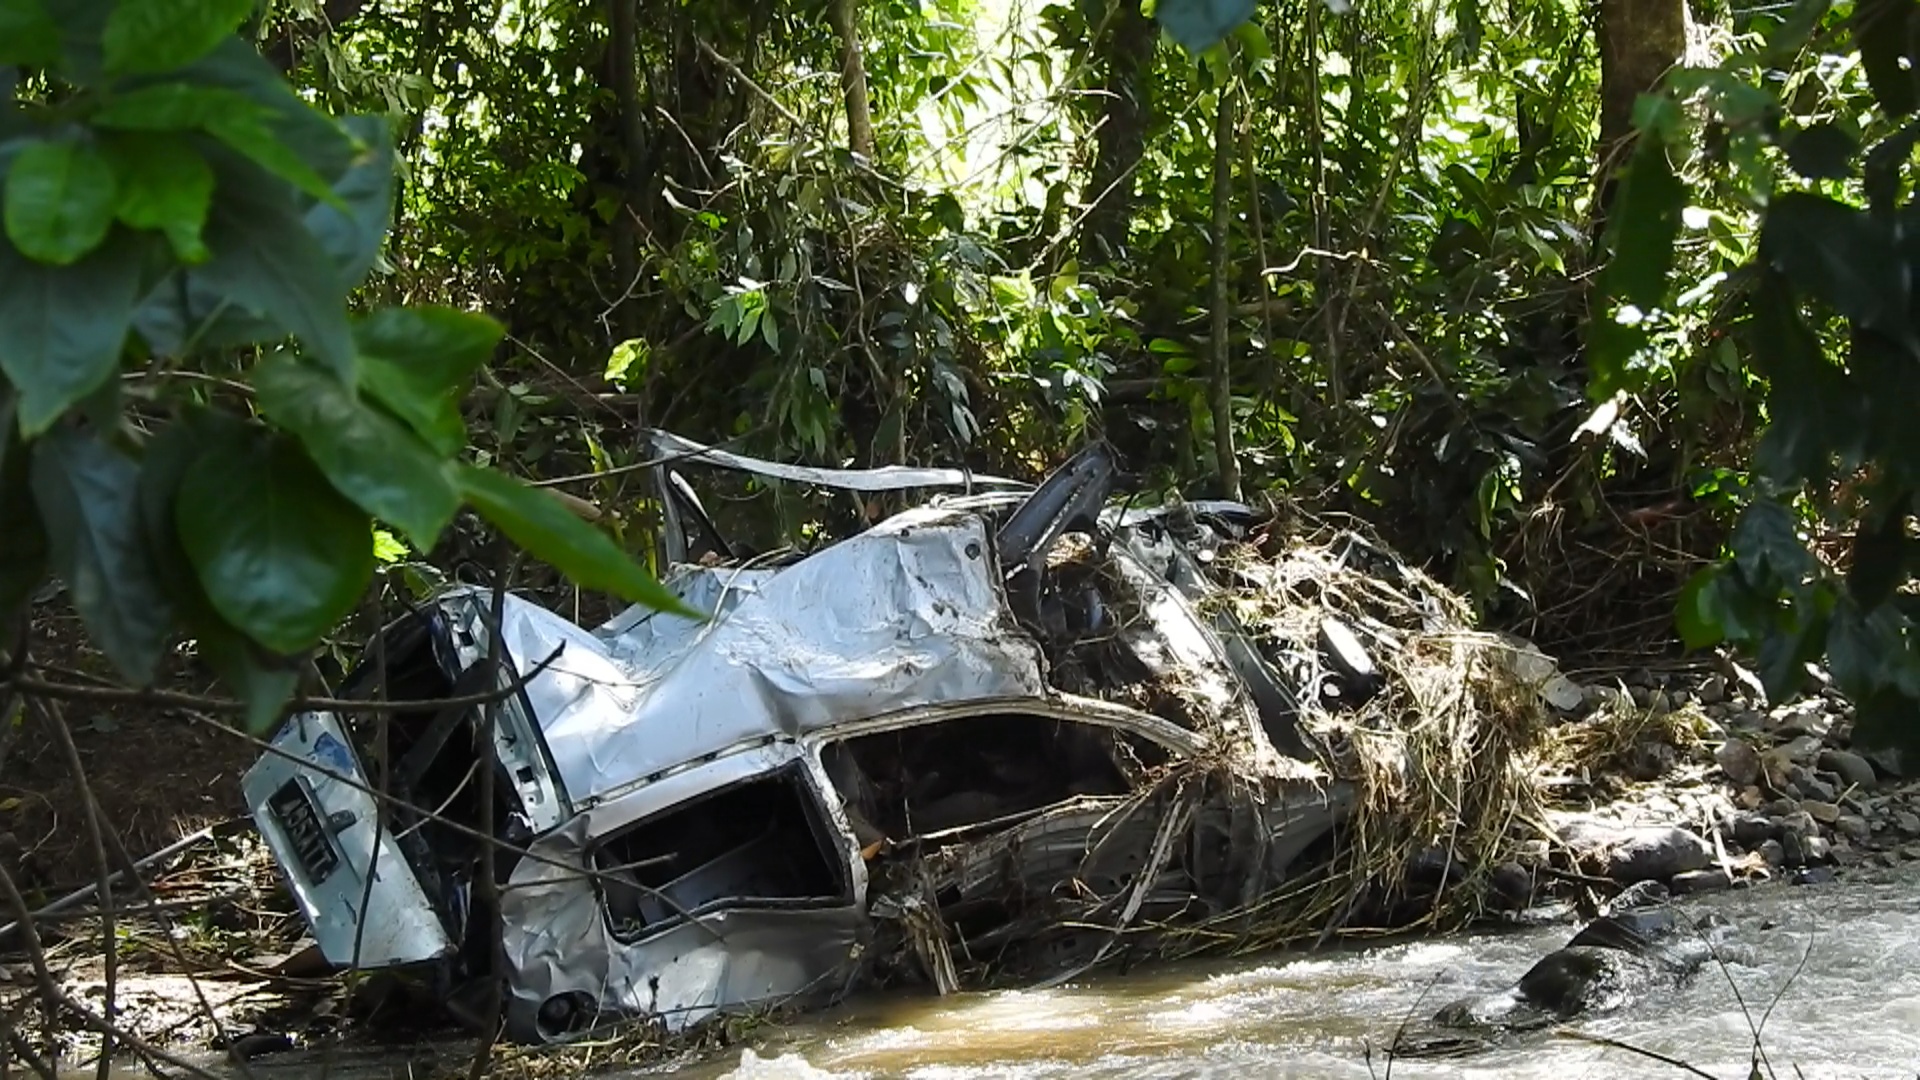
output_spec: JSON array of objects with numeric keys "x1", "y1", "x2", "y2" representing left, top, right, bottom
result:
[{"x1": 242, "y1": 431, "x2": 1399, "y2": 1043}]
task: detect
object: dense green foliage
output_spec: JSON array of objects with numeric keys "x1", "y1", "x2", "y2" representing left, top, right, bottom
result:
[
  {"x1": 1, "y1": 0, "x2": 1914, "y2": 743},
  {"x1": 0, "y1": 0, "x2": 686, "y2": 730}
]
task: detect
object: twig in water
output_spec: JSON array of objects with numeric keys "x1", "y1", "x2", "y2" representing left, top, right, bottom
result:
[{"x1": 1555, "y1": 1029, "x2": 1719, "y2": 1079}]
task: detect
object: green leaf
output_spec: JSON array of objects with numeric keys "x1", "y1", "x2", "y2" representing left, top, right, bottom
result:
[
  {"x1": 605, "y1": 337, "x2": 651, "y2": 387},
  {"x1": 0, "y1": 388, "x2": 49, "y2": 623},
  {"x1": 136, "y1": 408, "x2": 302, "y2": 733},
  {"x1": 1849, "y1": 492, "x2": 1913, "y2": 608},
  {"x1": 0, "y1": 0, "x2": 62, "y2": 67},
  {"x1": 305, "y1": 115, "x2": 393, "y2": 288},
  {"x1": 186, "y1": 149, "x2": 355, "y2": 378},
  {"x1": 1747, "y1": 275, "x2": 1864, "y2": 486},
  {"x1": 101, "y1": 132, "x2": 213, "y2": 263},
  {"x1": 372, "y1": 526, "x2": 408, "y2": 564},
  {"x1": 91, "y1": 42, "x2": 355, "y2": 212},
  {"x1": 1760, "y1": 192, "x2": 1911, "y2": 343},
  {"x1": 455, "y1": 463, "x2": 696, "y2": 617},
  {"x1": 1601, "y1": 136, "x2": 1686, "y2": 311},
  {"x1": 353, "y1": 307, "x2": 501, "y2": 456},
  {"x1": 254, "y1": 353, "x2": 459, "y2": 550},
  {"x1": 3, "y1": 138, "x2": 119, "y2": 266},
  {"x1": 1676, "y1": 565, "x2": 1730, "y2": 649},
  {"x1": 30, "y1": 426, "x2": 176, "y2": 684},
  {"x1": 1784, "y1": 122, "x2": 1859, "y2": 181},
  {"x1": 0, "y1": 233, "x2": 141, "y2": 435},
  {"x1": 1851, "y1": 687, "x2": 1920, "y2": 754},
  {"x1": 176, "y1": 425, "x2": 375, "y2": 655},
  {"x1": 1732, "y1": 499, "x2": 1815, "y2": 587},
  {"x1": 1855, "y1": 0, "x2": 1920, "y2": 117},
  {"x1": 102, "y1": 0, "x2": 253, "y2": 76},
  {"x1": 205, "y1": 111, "x2": 347, "y2": 211},
  {"x1": 92, "y1": 84, "x2": 259, "y2": 131}
]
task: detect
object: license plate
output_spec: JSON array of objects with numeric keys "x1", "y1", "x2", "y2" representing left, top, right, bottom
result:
[{"x1": 269, "y1": 779, "x2": 340, "y2": 886}]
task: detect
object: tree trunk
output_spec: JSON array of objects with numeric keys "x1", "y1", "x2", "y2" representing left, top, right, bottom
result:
[
  {"x1": 1077, "y1": 0, "x2": 1157, "y2": 265},
  {"x1": 828, "y1": 0, "x2": 876, "y2": 160},
  {"x1": 1593, "y1": 0, "x2": 1686, "y2": 231},
  {"x1": 1208, "y1": 79, "x2": 1243, "y2": 502}
]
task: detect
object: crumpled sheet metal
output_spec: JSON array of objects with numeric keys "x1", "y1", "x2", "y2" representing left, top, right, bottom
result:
[
  {"x1": 495, "y1": 507, "x2": 1052, "y2": 807},
  {"x1": 499, "y1": 744, "x2": 870, "y2": 1040}
]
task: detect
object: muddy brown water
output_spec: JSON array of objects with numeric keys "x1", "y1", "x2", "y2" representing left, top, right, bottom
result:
[{"x1": 66, "y1": 865, "x2": 1920, "y2": 1080}]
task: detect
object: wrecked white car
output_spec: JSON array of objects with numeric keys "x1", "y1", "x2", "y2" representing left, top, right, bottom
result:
[{"x1": 241, "y1": 432, "x2": 1369, "y2": 1043}]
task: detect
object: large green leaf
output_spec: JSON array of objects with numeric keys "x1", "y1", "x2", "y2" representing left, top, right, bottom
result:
[
  {"x1": 0, "y1": 233, "x2": 141, "y2": 435},
  {"x1": 186, "y1": 149, "x2": 355, "y2": 379},
  {"x1": 0, "y1": 387, "x2": 49, "y2": 623},
  {"x1": 169, "y1": 37, "x2": 356, "y2": 196},
  {"x1": 1760, "y1": 192, "x2": 1912, "y2": 343},
  {"x1": 29, "y1": 425, "x2": 176, "y2": 685},
  {"x1": 137, "y1": 410, "x2": 301, "y2": 731},
  {"x1": 92, "y1": 84, "x2": 260, "y2": 131},
  {"x1": 3, "y1": 137, "x2": 119, "y2": 266},
  {"x1": 1855, "y1": 0, "x2": 1920, "y2": 117},
  {"x1": 455, "y1": 464, "x2": 696, "y2": 617},
  {"x1": 176, "y1": 425, "x2": 374, "y2": 654},
  {"x1": 0, "y1": 0, "x2": 62, "y2": 67},
  {"x1": 102, "y1": 132, "x2": 213, "y2": 263},
  {"x1": 102, "y1": 0, "x2": 253, "y2": 76},
  {"x1": 1601, "y1": 135, "x2": 1686, "y2": 311},
  {"x1": 1747, "y1": 274, "x2": 1865, "y2": 486},
  {"x1": 253, "y1": 353, "x2": 459, "y2": 550},
  {"x1": 306, "y1": 115, "x2": 394, "y2": 289},
  {"x1": 353, "y1": 307, "x2": 501, "y2": 456}
]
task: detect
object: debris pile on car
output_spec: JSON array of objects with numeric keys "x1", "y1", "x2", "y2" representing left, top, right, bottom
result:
[{"x1": 240, "y1": 431, "x2": 1561, "y2": 1045}]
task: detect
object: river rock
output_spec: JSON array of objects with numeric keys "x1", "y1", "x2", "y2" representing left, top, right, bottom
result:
[
  {"x1": 1866, "y1": 747, "x2": 1906, "y2": 780},
  {"x1": 1669, "y1": 867, "x2": 1734, "y2": 895},
  {"x1": 1894, "y1": 811, "x2": 1920, "y2": 837},
  {"x1": 1800, "y1": 799, "x2": 1841, "y2": 825},
  {"x1": 1778, "y1": 735, "x2": 1826, "y2": 767},
  {"x1": 1770, "y1": 701, "x2": 1832, "y2": 740},
  {"x1": 1696, "y1": 674, "x2": 1728, "y2": 705},
  {"x1": 1558, "y1": 820, "x2": 1713, "y2": 883},
  {"x1": 1716, "y1": 738, "x2": 1763, "y2": 787},
  {"x1": 1785, "y1": 765, "x2": 1832, "y2": 802},
  {"x1": 1729, "y1": 811, "x2": 1778, "y2": 847},
  {"x1": 1783, "y1": 830, "x2": 1833, "y2": 867},
  {"x1": 1835, "y1": 814, "x2": 1872, "y2": 844},
  {"x1": 1758, "y1": 838, "x2": 1786, "y2": 866},
  {"x1": 1820, "y1": 749, "x2": 1879, "y2": 791}
]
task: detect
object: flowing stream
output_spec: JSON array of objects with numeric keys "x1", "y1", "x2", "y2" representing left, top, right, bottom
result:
[{"x1": 672, "y1": 865, "x2": 1920, "y2": 1080}]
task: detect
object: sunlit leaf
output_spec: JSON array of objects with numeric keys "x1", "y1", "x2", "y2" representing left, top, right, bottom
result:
[
  {"x1": 3, "y1": 138, "x2": 119, "y2": 266},
  {"x1": 102, "y1": 132, "x2": 214, "y2": 263}
]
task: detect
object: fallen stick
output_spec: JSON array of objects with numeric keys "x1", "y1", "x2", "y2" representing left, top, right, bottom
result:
[{"x1": 0, "y1": 820, "x2": 242, "y2": 942}]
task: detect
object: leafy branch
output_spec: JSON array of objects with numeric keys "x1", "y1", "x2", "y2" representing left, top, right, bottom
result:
[{"x1": 0, "y1": 0, "x2": 690, "y2": 733}]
